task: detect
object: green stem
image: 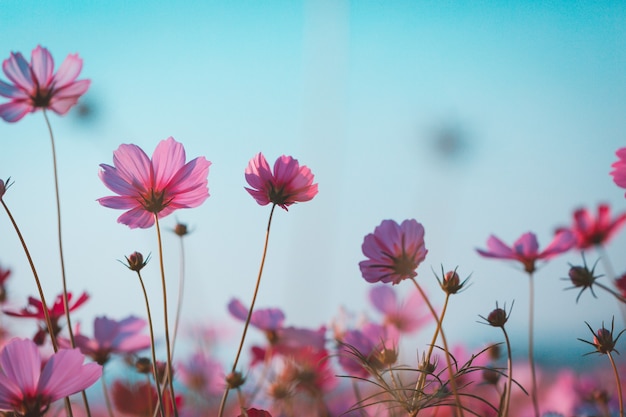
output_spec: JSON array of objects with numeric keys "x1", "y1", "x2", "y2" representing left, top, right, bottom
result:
[
  {"x1": 154, "y1": 215, "x2": 179, "y2": 417},
  {"x1": 136, "y1": 270, "x2": 166, "y2": 417},
  {"x1": 527, "y1": 273, "x2": 540, "y2": 417},
  {"x1": 217, "y1": 204, "x2": 276, "y2": 417}
]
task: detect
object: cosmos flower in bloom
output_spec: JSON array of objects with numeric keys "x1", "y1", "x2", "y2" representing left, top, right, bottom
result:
[
  {"x1": 610, "y1": 147, "x2": 626, "y2": 196},
  {"x1": 0, "y1": 338, "x2": 101, "y2": 416},
  {"x1": 98, "y1": 137, "x2": 211, "y2": 229},
  {"x1": 244, "y1": 153, "x2": 318, "y2": 210},
  {"x1": 559, "y1": 203, "x2": 626, "y2": 250},
  {"x1": 359, "y1": 219, "x2": 428, "y2": 285},
  {"x1": 0, "y1": 45, "x2": 90, "y2": 122},
  {"x1": 476, "y1": 231, "x2": 575, "y2": 273}
]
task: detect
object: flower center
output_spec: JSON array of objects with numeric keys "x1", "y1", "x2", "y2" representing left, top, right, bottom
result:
[
  {"x1": 392, "y1": 254, "x2": 417, "y2": 279},
  {"x1": 141, "y1": 189, "x2": 169, "y2": 213}
]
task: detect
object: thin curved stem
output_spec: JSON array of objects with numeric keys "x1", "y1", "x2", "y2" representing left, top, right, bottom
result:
[
  {"x1": 526, "y1": 273, "x2": 540, "y2": 417},
  {"x1": 1, "y1": 199, "x2": 58, "y2": 351},
  {"x1": 101, "y1": 371, "x2": 115, "y2": 417},
  {"x1": 171, "y1": 235, "x2": 186, "y2": 358},
  {"x1": 154, "y1": 215, "x2": 179, "y2": 417},
  {"x1": 136, "y1": 270, "x2": 166, "y2": 417},
  {"x1": 607, "y1": 351, "x2": 623, "y2": 417},
  {"x1": 410, "y1": 279, "x2": 463, "y2": 417},
  {"x1": 500, "y1": 327, "x2": 513, "y2": 417},
  {"x1": 217, "y1": 204, "x2": 277, "y2": 417}
]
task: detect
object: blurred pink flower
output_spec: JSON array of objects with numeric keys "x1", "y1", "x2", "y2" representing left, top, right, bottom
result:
[
  {"x1": 368, "y1": 285, "x2": 431, "y2": 334},
  {"x1": 63, "y1": 316, "x2": 151, "y2": 365},
  {"x1": 239, "y1": 409, "x2": 272, "y2": 417},
  {"x1": 178, "y1": 350, "x2": 225, "y2": 396},
  {"x1": 4, "y1": 292, "x2": 89, "y2": 344},
  {"x1": 558, "y1": 203, "x2": 626, "y2": 249},
  {"x1": 337, "y1": 322, "x2": 397, "y2": 378},
  {"x1": 359, "y1": 219, "x2": 428, "y2": 285},
  {"x1": 244, "y1": 153, "x2": 318, "y2": 210},
  {"x1": 610, "y1": 147, "x2": 626, "y2": 195},
  {"x1": 476, "y1": 231, "x2": 575, "y2": 273},
  {"x1": 0, "y1": 338, "x2": 101, "y2": 416},
  {"x1": 0, "y1": 45, "x2": 90, "y2": 122},
  {"x1": 98, "y1": 137, "x2": 211, "y2": 229}
]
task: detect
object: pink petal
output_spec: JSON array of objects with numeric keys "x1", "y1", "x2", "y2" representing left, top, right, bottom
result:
[
  {"x1": 2, "y1": 52, "x2": 33, "y2": 92},
  {"x1": 30, "y1": 46, "x2": 54, "y2": 88},
  {"x1": 369, "y1": 285, "x2": 397, "y2": 315},
  {"x1": 38, "y1": 348, "x2": 101, "y2": 401},
  {"x1": 164, "y1": 156, "x2": 211, "y2": 207},
  {"x1": 0, "y1": 101, "x2": 32, "y2": 122},
  {"x1": 48, "y1": 79, "x2": 90, "y2": 114},
  {"x1": 0, "y1": 371, "x2": 23, "y2": 409},
  {"x1": 0, "y1": 338, "x2": 40, "y2": 394},
  {"x1": 97, "y1": 195, "x2": 139, "y2": 210},
  {"x1": 512, "y1": 232, "x2": 539, "y2": 258},
  {"x1": 151, "y1": 137, "x2": 187, "y2": 189},
  {"x1": 98, "y1": 163, "x2": 142, "y2": 197},
  {"x1": 117, "y1": 206, "x2": 155, "y2": 229},
  {"x1": 540, "y1": 230, "x2": 575, "y2": 258},
  {"x1": 476, "y1": 235, "x2": 515, "y2": 259},
  {"x1": 52, "y1": 53, "x2": 83, "y2": 88},
  {"x1": 94, "y1": 317, "x2": 120, "y2": 346},
  {"x1": 111, "y1": 144, "x2": 152, "y2": 193},
  {"x1": 0, "y1": 79, "x2": 26, "y2": 99}
]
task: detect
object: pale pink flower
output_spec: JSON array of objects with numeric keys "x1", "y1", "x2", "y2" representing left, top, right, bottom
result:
[
  {"x1": 476, "y1": 231, "x2": 575, "y2": 273},
  {"x1": 244, "y1": 153, "x2": 318, "y2": 210},
  {"x1": 98, "y1": 137, "x2": 211, "y2": 229},
  {"x1": 558, "y1": 203, "x2": 626, "y2": 249},
  {"x1": 63, "y1": 316, "x2": 151, "y2": 365},
  {"x1": 368, "y1": 285, "x2": 431, "y2": 334},
  {"x1": 610, "y1": 147, "x2": 626, "y2": 195},
  {"x1": 359, "y1": 219, "x2": 428, "y2": 285},
  {"x1": 0, "y1": 45, "x2": 90, "y2": 122},
  {"x1": 0, "y1": 338, "x2": 101, "y2": 416}
]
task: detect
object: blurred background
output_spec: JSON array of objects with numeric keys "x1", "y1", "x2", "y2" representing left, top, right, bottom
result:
[{"x1": 0, "y1": 1, "x2": 625, "y2": 368}]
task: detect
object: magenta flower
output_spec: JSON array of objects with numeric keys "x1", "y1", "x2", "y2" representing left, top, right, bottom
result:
[
  {"x1": 0, "y1": 338, "x2": 101, "y2": 416},
  {"x1": 611, "y1": 147, "x2": 626, "y2": 196},
  {"x1": 559, "y1": 203, "x2": 626, "y2": 250},
  {"x1": 63, "y1": 316, "x2": 151, "y2": 366},
  {"x1": 244, "y1": 153, "x2": 318, "y2": 210},
  {"x1": 476, "y1": 231, "x2": 575, "y2": 273},
  {"x1": 359, "y1": 219, "x2": 428, "y2": 285},
  {"x1": 98, "y1": 137, "x2": 211, "y2": 229},
  {"x1": 0, "y1": 45, "x2": 90, "y2": 122},
  {"x1": 368, "y1": 285, "x2": 430, "y2": 334}
]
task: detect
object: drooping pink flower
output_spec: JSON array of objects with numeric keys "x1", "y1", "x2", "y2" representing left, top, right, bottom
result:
[
  {"x1": 244, "y1": 153, "x2": 318, "y2": 210},
  {"x1": 359, "y1": 219, "x2": 428, "y2": 285},
  {"x1": 98, "y1": 137, "x2": 211, "y2": 229},
  {"x1": 558, "y1": 204, "x2": 626, "y2": 249},
  {"x1": 476, "y1": 231, "x2": 575, "y2": 273},
  {"x1": 0, "y1": 338, "x2": 101, "y2": 416},
  {"x1": 4, "y1": 292, "x2": 89, "y2": 344},
  {"x1": 610, "y1": 147, "x2": 626, "y2": 195},
  {"x1": 0, "y1": 46, "x2": 90, "y2": 122},
  {"x1": 368, "y1": 285, "x2": 431, "y2": 334},
  {"x1": 61, "y1": 316, "x2": 150, "y2": 366}
]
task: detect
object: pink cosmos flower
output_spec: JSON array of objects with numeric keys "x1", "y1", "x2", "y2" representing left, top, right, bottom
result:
[
  {"x1": 4, "y1": 292, "x2": 89, "y2": 344},
  {"x1": 98, "y1": 137, "x2": 211, "y2": 229},
  {"x1": 368, "y1": 285, "x2": 431, "y2": 334},
  {"x1": 244, "y1": 153, "x2": 318, "y2": 210},
  {"x1": 359, "y1": 219, "x2": 428, "y2": 285},
  {"x1": 61, "y1": 316, "x2": 151, "y2": 366},
  {"x1": 0, "y1": 338, "x2": 101, "y2": 416},
  {"x1": 610, "y1": 147, "x2": 626, "y2": 195},
  {"x1": 239, "y1": 409, "x2": 272, "y2": 417},
  {"x1": 337, "y1": 322, "x2": 397, "y2": 378},
  {"x1": 0, "y1": 45, "x2": 90, "y2": 122},
  {"x1": 559, "y1": 203, "x2": 626, "y2": 249},
  {"x1": 476, "y1": 231, "x2": 575, "y2": 273},
  {"x1": 178, "y1": 351, "x2": 225, "y2": 396}
]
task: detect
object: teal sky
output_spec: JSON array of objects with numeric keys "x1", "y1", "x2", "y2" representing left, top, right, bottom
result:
[{"x1": 1, "y1": 1, "x2": 625, "y2": 363}]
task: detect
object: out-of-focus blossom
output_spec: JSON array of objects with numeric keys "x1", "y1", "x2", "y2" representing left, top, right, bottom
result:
[
  {"x1": 111, "y1": 380, "x2": 180, "y2": 417},
  {"x1": 244, "y1": 153, "x2": 318, "y2": 210},
  {"x1": 610, "y1": 147, "x2": 626, "y2": 195},
  {"x1": 558, "y1": 204, "x2": 626, "y2": 249},
  {"x1": 178, "y1": 350, "x2": 225, "y2": 396},
  {"x1": 359, "y1": 219, "x2": 428, "y2": 285},
  {"x1": 368, "y1": 285, "x2": 430, "y2": 334},
  {"x1": 0, "y1": 338, "x2": 101, "y2": 416},
  {"x1": 476, "y1": 231, "x2": 575, "y2": 273},
  {"x1": 4, "y1": 292, "x2": 89, "y2": 344},
  {"x1": 615, "y1": 273, "x2": 626, "y2": 298},
  {"x1": 0, "y1": 45, "x2": 90, "y2": 122},
  {"x1": 98, "y1": 137, "x2": 211, "y2": 229},
  {"x1": 337, "y1": 322, "x2": 397, "y2": 378},
  {"x1": 239, "y1": 409, "x2": 272, "y2": 417},
  {"x1": 228, "y1": 298, "x2": 326, "y2": 365},
  {"x1": 60, "y1": 316, "x2": 150, "y2": 365}
]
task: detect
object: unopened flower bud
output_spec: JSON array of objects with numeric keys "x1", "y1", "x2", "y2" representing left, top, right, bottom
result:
[
  {"x1": 226, "y1": 371, "x2": 245, "y2": 389},
  {"x1": 487, "y1": 343, "x2": 501, "y2": 361},
  {"x1": 125, "y1": 252, "x2": 149, "y2": 272},
  {"x1": 487, "y1": 308, "x2": 508, "y2": 327},
  {"x1": 135, "y1": 357, "x2": 152, "y2": 374},
  {"x1": 174, "y1": 222, "x2": 189, "y2": 237},
  {"x1": 568, "y1": 265, "x2": 596, "y2": 288},
  {"x1": 436, "y1": 267, "x2": 469, "y2": 295}
]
